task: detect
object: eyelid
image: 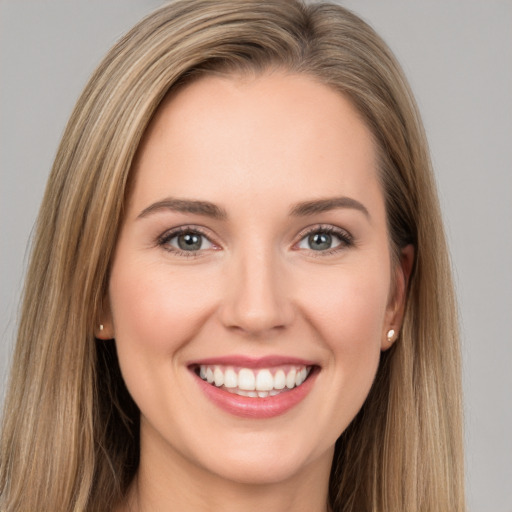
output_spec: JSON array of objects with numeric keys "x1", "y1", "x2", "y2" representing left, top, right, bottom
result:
[
  {"x1": 157, "y1": 225, "x2": 220, "y2": 256},
  {"x1": 155, "y1": 223, "x2": 354, "y2": 258},
  {"x1": 293, "y1": 224, "x2": 354, "y2": 254}
]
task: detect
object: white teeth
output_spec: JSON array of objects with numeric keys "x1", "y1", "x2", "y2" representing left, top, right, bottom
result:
[
  {"x1": 238, "y1": 368, "x2": 256, "y2": 391},
  {"x1": 197, "y1": 364, "x2": 312, "y2": 397},
  {"x1": 295, "y1": 367, "x2": 308, "y2": 387},
  {"x1": 274, "y1": 369, "x2": 286, "y2": 389},
  {"x1": 255, "y1": 369, "x2": 274, "y2": 391},
  {"x1": 224, "y1": 368, "x2": 237, "y2": 388},
  {"x1": 214, "y1": 367, "x2": 224, "y2": 387},
  {"x1": 286, "y1": 368, "x2": 296, "y2": 389}
]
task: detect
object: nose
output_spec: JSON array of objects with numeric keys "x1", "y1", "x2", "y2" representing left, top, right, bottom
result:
[{"x1": 218, "y1": 247, "x2": 294, "y2": 337}]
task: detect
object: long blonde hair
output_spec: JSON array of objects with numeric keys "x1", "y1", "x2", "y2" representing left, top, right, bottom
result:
[{"x1": 0, "y1": 1, "x2": 465, "y2": 511}]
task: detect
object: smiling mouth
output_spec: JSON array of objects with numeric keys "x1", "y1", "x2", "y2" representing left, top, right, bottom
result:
[{"x1": 192, "y1": 364, "x2": 314, "y2": 398}]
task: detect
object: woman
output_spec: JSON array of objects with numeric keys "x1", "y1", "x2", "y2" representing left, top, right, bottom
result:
[{"x1": 0, "y1": 1, "x2": 465, "y2": 511}]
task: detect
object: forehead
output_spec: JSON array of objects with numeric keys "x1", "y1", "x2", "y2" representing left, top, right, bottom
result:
[{"x1": 128, "y1": 72, "x2": 382, "y2": 217}]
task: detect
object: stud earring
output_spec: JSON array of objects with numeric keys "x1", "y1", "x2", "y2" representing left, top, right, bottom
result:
[
  {"x1": 387, "y1": 329, "x2": 396, "y2": 343},
  {"x1": 99, "y1": 324, "x2": 104, "y2": 331}
]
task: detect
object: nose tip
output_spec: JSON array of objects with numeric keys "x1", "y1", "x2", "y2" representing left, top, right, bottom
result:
[
  {"x1": 226, "y1": 299, "x2": 288, "y2": 336},
  {"x1": 218, "y1": 254, "x2": 294, "y2": 337}
]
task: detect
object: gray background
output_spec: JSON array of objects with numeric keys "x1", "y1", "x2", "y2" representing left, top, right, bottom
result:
[{"x1": 1, "y1": 1, "x2": 511, "y2": 510}]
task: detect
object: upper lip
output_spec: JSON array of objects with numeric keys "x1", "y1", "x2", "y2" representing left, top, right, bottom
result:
[{"x1": 187, "y1": 355, "x2": 317, "y2": 369}]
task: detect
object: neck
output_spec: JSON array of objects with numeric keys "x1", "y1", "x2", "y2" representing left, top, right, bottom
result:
[{"x1": 118, "y1": 430, "x2": 333, "y2": 512}]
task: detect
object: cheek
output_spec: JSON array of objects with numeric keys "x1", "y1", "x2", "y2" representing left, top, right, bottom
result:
[
  {"x1": 297, "y1": 259, "x2": 390, "y2": 356},
  {"x1": 108, "y1": 257, "x2": 217, "y2": 359},
  {"x1": 289, "y1": 260, "x2": 391, "y2": 444},
  {"x1": 106, "y1": 256, "x2": 222, "y2": 422},
  {"x1": 294, "y1": 261, "x2": 390, "y2": 398}
]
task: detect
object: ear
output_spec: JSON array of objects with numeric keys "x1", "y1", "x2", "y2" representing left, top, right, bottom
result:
[
  {"x1": 95, "y1": 296, "x2": 115, "y2": 340},
  {"x1": 382, "y1": 244, "x2": 414, "y2": 350}
]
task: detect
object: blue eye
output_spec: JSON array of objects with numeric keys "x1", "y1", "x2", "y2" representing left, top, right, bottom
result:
[
  {"x1": 297, "y1": 227, "x2": 352, "y2": 252},
  {"x1": 160, "y1": 229, "x2": 214, "y2": 253}
]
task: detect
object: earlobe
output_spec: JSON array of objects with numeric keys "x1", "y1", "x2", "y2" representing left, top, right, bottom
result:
[
  {"x1": 383, "y1": 328, "x2": 397, "y2": 349},
  {"x1": 382, "y1": 244, "x2": 415, "y2": 350},
  {"x1": 95, "y1": 298, "x2": 115, "y2": 340},
  {"x1": 95, "y1": 321, "x2": 114, "y2": 340}
]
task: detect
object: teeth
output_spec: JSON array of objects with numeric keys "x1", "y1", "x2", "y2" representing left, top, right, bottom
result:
[
  {"x1": 224, "y1": 368, "x2": 237, "y2": 388},
  {"x1": 197, "y1": 364, "x2": 312, "y2": 397},
  {"x1": 286, "y1": 368, "x2": 296, "y2": 389},
  {"x1": 274, "y1": 369, "x2": 286, "y2": 390},
  {"x1": 214, "y1": 367, "x2": 224, "y2": 387},
  {"x1": 296, "y1": 367, "x2": 308, "y2": 387},
  {"x1": 255, "y1": 369, "x2": 273, "y2": 391},
  {"x1": 238, "y1": 368, "x2": 256, "y2": 391}
]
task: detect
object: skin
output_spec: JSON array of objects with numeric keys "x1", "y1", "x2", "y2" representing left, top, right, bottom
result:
[{"x1": 99, "y1": 72, "x2": 412, "y2": 512}]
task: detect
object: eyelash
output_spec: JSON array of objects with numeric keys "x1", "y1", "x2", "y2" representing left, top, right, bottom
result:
[
  {"x1": 294, "y1": 225, "x2": 354, "y2": 256},
  {"x1": 157, "y1": 226, "x2": 216, "y2": 258},
  {"x1": 156, "y1": 224, "x2": 354, "y2": 258}
]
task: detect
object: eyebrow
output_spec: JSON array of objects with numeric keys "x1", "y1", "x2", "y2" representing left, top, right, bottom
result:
[
  {"x1": 137, "y1": 195, "x2": 369, "y2": 221},
  {"x1": 289, "y1": 197, "x2": 370, "y2": 218},
  {"x1": 137, "y1": 198, "x2": 228, "y2": 220}
]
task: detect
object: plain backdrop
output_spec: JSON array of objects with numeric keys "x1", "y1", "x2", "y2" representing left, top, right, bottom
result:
[{"x1": 1, "y1": 1, "x2": 511, "y2": 510}]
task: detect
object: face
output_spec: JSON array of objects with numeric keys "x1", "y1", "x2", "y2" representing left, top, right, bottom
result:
[{"x1": 100, "y1": 73, "x2": 409, "y2": 488}]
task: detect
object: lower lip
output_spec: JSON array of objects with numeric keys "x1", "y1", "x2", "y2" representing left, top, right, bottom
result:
[{"x1": 192, "y1": 370, "x2": 317, "y2": 419}]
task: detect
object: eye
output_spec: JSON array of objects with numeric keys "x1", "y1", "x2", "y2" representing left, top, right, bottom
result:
[
  {"x1": 159, "y1": 228, "x2": 215, "y2": 254},
  {"x1": 296, "y1": 226, "x2": 353, "y2": 252}
]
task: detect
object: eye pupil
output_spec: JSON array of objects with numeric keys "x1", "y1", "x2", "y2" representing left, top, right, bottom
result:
[
  {"x1": 309, "y1": 232, "x2": 332, "y2": 250},
  {"x1": 178, "y1": 233, "x2": 202, "y2": 251}
]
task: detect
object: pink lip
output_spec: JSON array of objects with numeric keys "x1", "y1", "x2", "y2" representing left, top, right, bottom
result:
[
  {"x1": 190, "y1": 361, "x2": 319, "y2": 419},
  {"x1": 188, "y1": 355, "x2": 316, "y2": 369}
]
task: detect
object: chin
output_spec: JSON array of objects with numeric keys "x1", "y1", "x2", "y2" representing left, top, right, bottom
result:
[
  {"x1": 205, "y1": 452, "x2": 319, "y2": 486},
  {"x1": 186, "y1": 428, "x2": 335, "y2": 486}
]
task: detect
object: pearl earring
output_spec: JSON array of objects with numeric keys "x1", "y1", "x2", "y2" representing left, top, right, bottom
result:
[
  {"x1": 387, "y1": 329, "x2": 396, "y2": 343},
  {"x1": 99, "y1": 324, "x2": 104, "y2": 331}
]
